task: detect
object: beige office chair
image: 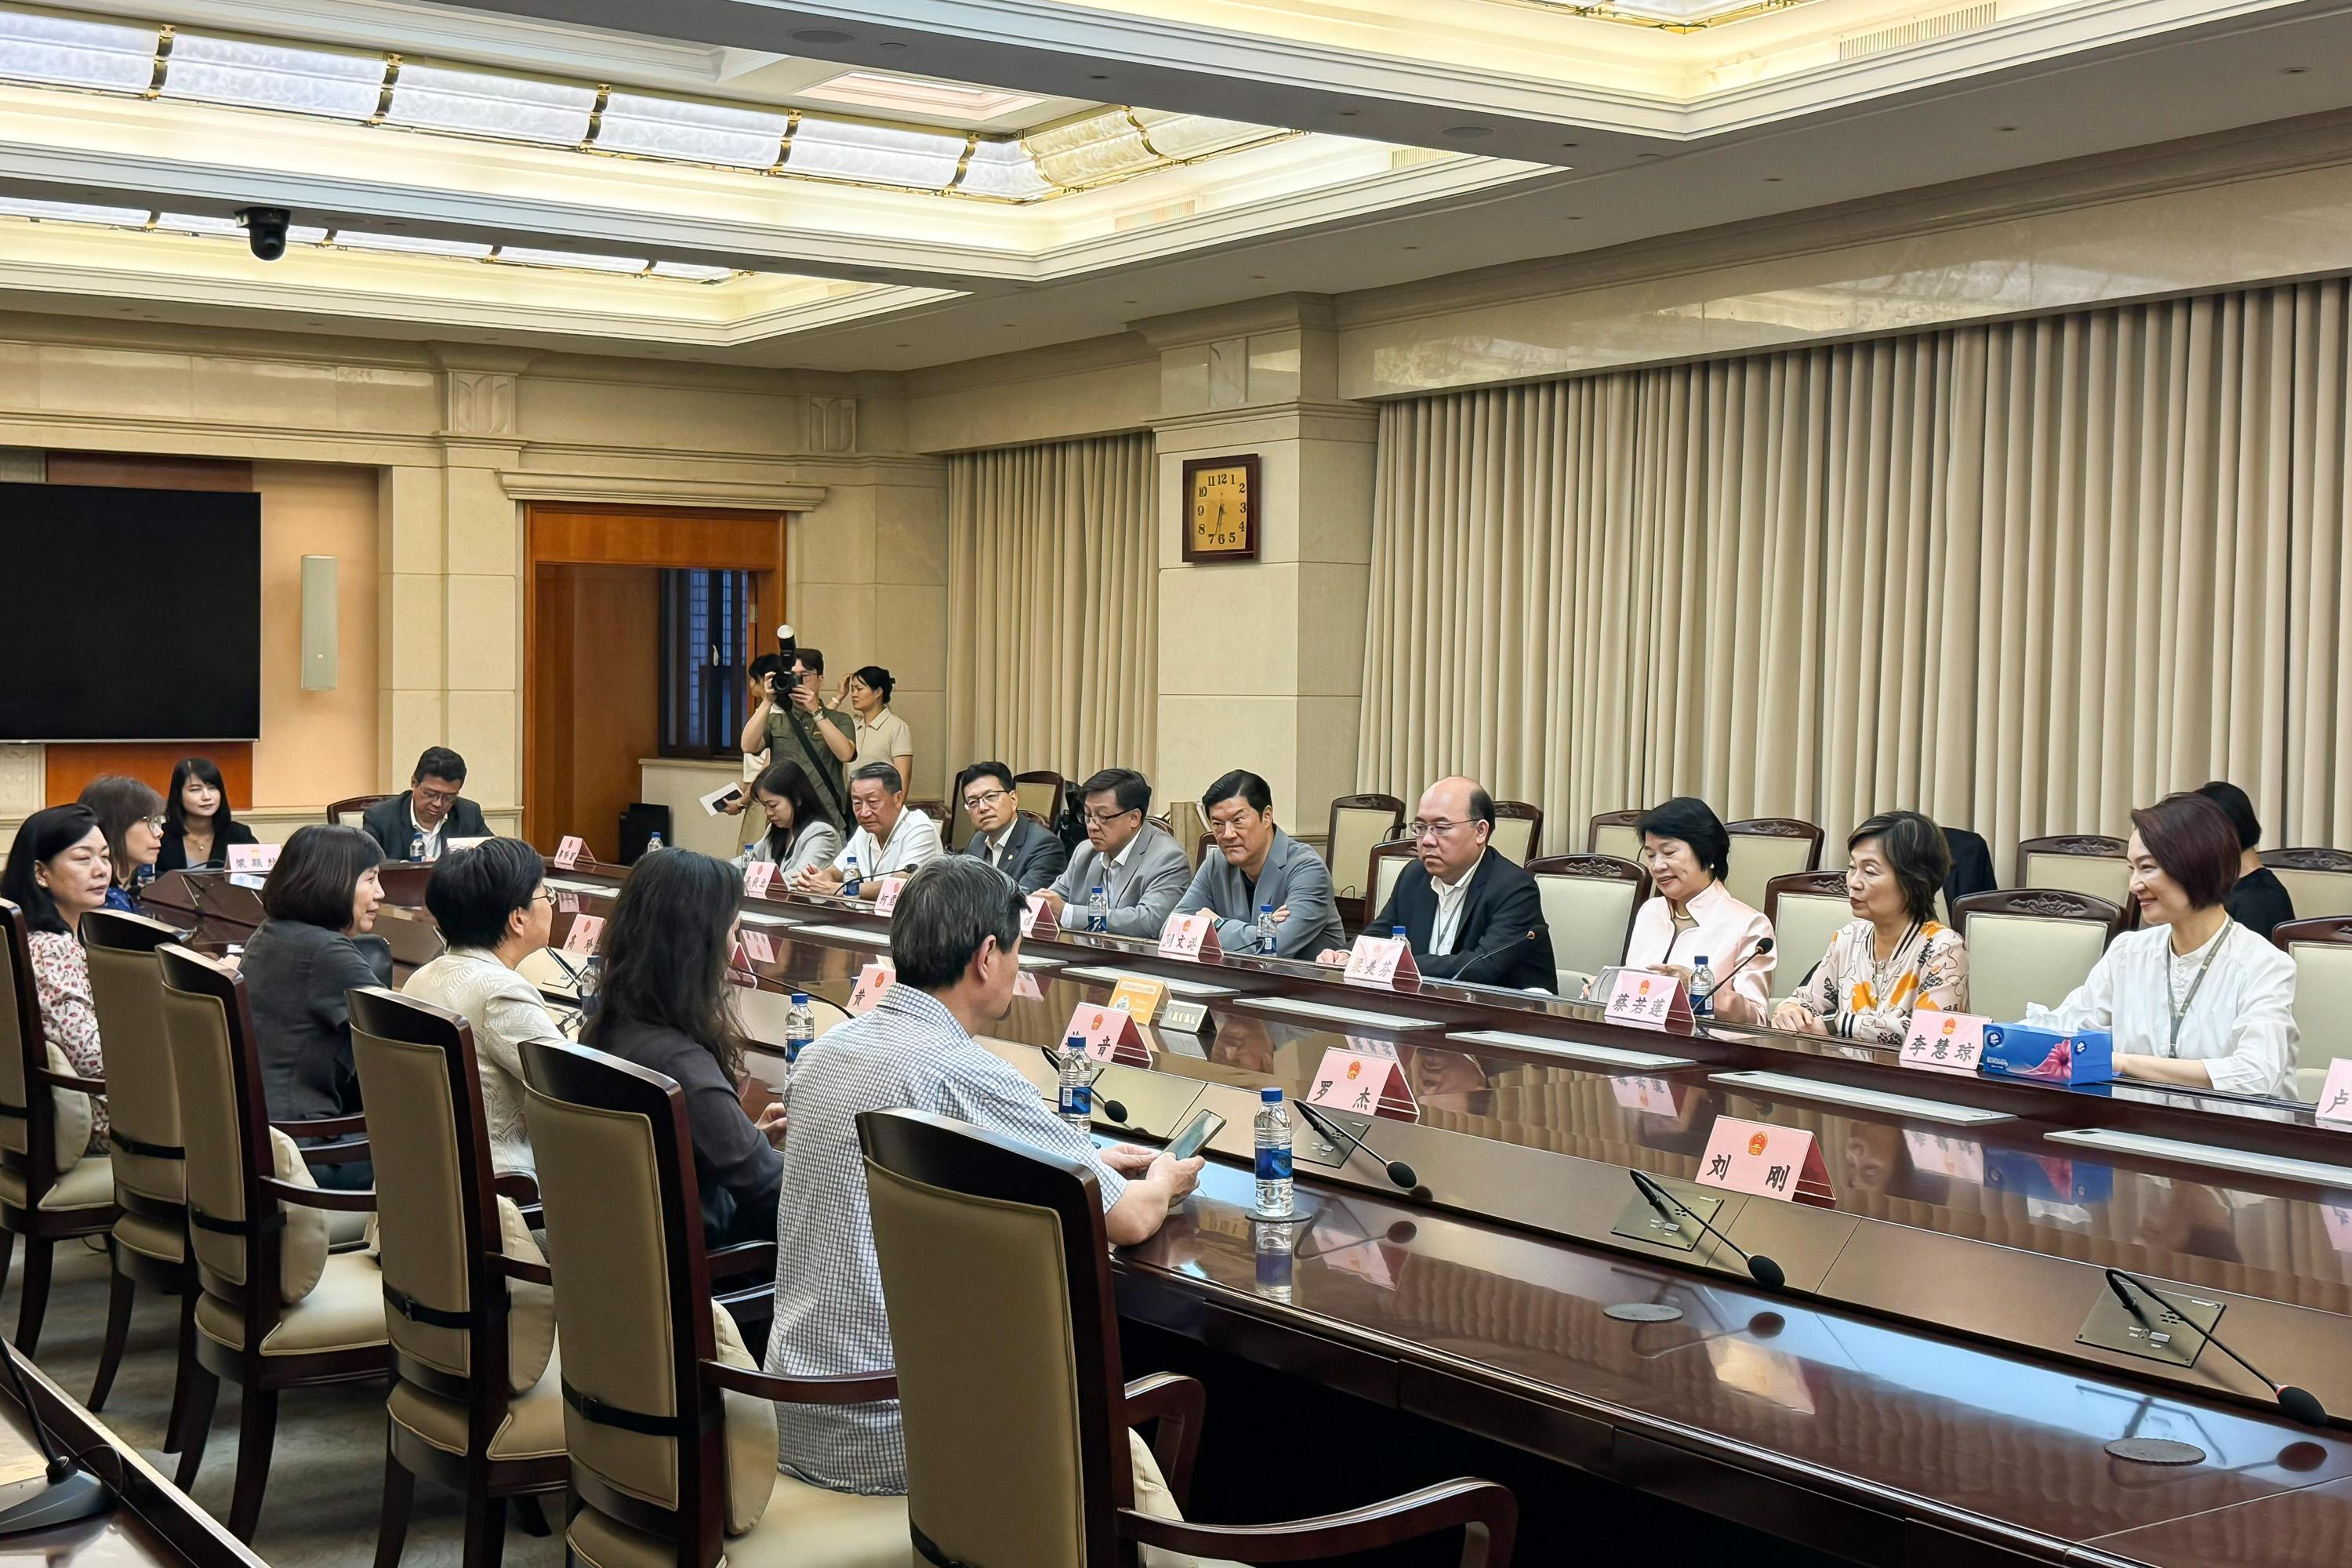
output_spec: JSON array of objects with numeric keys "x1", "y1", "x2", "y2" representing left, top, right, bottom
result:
[
  {"x1": 328, "y1": 794, "x2": 396, "y2": 829},
  {"x1": 1365, "y1": 843, "x2": 1417, "y2": 931},
  {"x1": 1014, "y1": 771, "x2": 1066, "y2": 829},
  {"x1": 2274, "y1": 919, "x2": 2352, "y2": 1102},
  {"x1": 1525, "y1": 856, "x2": 1649, "y2": 996},
  {"x1": 1763, "y1": 873, "x2": 1853, "y2": 1008},
  {"x1": 1487, "y1": 802, "x2": 1542, "y2": 866},
  {"x1": 1584, "y1": 810, "x2": 1642, "y2": 862},
  {"x1": 2015, "y1": 836, "x2": 2131, "y2": 905},
  {"x1": 1166, "y1": 801, "x2": 1207, "y2": 869},
  {"x1": 2263, "y1": 849, "x2": 2352, "y2": 923},
  {"x1": 518, "y1": 1040, "x2": 908, "y2": 1568},
  {"x1": 1326, "y1": 794, "x2": 1406, "y2": 915},
  {"x1": 1722, "y1": 819, "x2": 1825, "y2": 913},
  {"x1": 858, "y1": 1107, "x2": 1518, "y2": 1566},
  {"x1": 1951, "y1": 891, "x2": 2126, "y2": 1022}
]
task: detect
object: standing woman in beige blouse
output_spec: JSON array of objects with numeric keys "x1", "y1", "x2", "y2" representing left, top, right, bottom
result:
[{"x1": 840, "y1": 665, "x2": 914, "y2": 793}]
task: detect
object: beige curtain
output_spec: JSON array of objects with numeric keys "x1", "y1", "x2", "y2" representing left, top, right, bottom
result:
[
  {"x1": 947, "y1": 432, "x2": 1157, "y2": 782},
  {"x1": 1359, "y1": 280, "x2": 2352, "y2": 869}
]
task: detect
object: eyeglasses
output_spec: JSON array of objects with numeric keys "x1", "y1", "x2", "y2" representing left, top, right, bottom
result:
[
  {"x1": 529, "y1": 890, "x2": 558, "y2": 907},
  {"x1": 1084, "y1": 807, "x2": 1141, "y2": 827},
  {"x1": 139, "y1": 815, "x2": 167, "y2": 833},
  {"x1": 1407, "y1": 819, "x2": 1467, "y2": 840},
  {"x1": 416, "y1": 787, "x2": 461, "y2": 807},
  {"x1": 962, "y1": 788, "x2": 1012, "y2": 811}
]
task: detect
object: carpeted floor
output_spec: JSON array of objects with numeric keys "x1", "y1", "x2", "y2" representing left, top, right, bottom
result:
[{"x1": 2, "y1": 1234, "x2": 564, "y2": 1568}]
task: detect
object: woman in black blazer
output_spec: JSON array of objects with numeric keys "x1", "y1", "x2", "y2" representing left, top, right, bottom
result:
[{"x1": 155, "y1": 757, "x2": 259, "y2": 873}]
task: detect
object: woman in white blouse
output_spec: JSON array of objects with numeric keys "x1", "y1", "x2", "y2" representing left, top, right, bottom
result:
[
  {"x1": 2027, "y1": 792, "x2": 2297, "y2": 1100},
  {"x1": 1623, "y1": 797, "x2": 1774, "y2": 1023},
  {"x1": 737, "y1": 759, "x2": 843, "y2": 880},
  {"x1": 403, "y1": 837, "x2": 568, "y2": 1178}
]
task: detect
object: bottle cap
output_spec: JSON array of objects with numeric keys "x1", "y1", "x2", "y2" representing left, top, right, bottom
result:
[
  {"x1": 1696, "y1": 956, "x2": 1709, "y2": 965},
  {"x1": 1260, "y1": 903, "x2": 1274, "y2": 913},
  {"x1": 1392, "y1": 924, "x2": 1407, "y2": 938},
  {"x1": 791, "y1": 993, "x2": 808, "y2": 1004},
  {"x1": 1260, "y1": 1086, "x2": 1283, "y2": 1103},
  {"x1": 1066, "y1": 1035, "x2": 1085, "y2": 1050}
]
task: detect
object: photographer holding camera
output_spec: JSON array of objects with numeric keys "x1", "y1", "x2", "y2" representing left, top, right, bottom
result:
[{"x1": 737, "y1": 628, "x2": 854, "y2": 827}]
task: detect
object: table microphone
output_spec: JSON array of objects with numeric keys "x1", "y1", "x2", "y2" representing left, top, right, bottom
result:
[
  {"x1": 1702, "y1": 938, "x2": 1774, "y2": 1000},
  {"x1": 1628, "y1": 1170, "x2": 1788, "y2": 1290},
  {"x1": 1294, "y1": 1100, "x2": 1417, "y2": 1191},
  {"x1": 2104, "y1": 1269, "x2": 2328, "y2": 1426},
  {"x1": 1443, "y1": 928, "x2": 1541, "y2": 985},
  {"x1": 0, "y1": 1341, "x2": 114, "y2": 1536}
]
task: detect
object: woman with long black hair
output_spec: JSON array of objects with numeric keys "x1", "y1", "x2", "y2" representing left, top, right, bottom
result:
[
  {"x1": 157, "y1": 757, "x2": 259, "y2": 873},
  {"x1": 582, "y1": 848, "x2": 785, "y2": 1248}
]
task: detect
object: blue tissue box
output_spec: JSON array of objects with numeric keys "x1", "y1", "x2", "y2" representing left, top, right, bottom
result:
[{"x1": 1980, "y1": 1023, "x2": 2115, "y2": 1086}]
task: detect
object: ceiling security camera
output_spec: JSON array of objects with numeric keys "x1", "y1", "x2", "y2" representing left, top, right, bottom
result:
[{"x1": 236, "y1": 207, "x2": 292, "y2": 262}]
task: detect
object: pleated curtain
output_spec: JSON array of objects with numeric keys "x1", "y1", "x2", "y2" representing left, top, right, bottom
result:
[
  {"x1": 1358, "y1": 280, "x2": 2352, "y2": 869},
  {"x1": 946, "y1": 431, "x2": 1157, "y2": 780}
]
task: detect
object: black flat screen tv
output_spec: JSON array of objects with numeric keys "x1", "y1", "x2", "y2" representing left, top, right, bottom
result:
[{"x1": 0, "y1": 481, "x2": 262, "y2": 742}]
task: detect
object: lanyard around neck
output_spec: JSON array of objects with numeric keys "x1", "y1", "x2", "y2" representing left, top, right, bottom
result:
[{"x1": 2168, "y1": 919, "x2": 2230, "y2": 1049}]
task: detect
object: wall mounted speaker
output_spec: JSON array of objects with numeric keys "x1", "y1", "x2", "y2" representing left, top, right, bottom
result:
[{"x1": 300, "y1": 554, "x2": 337, "y2": 690}]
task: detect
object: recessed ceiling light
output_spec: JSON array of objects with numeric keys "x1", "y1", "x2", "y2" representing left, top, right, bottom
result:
[
  {"x1": 790, "y1": 28, "x2": 855, "y2": 43},
  {"x1": 1442, "y1": 125, "x2": 1492, "y2": 140},
  {"x1": 1635, "y1": 151, "x2": 1662, "y2": 161},
  {"x1": 1088, "y1": 74, "x2": 1109, "y2": 81},
  {"x1": 1563, "y1": 214, "x2": 1583, "y2": 221},
  {"x1": 2282, "y1": 66, "x2": 2310, "y2": 74},
  {"x1": 1402, "y1": 244, "x2": 1420, "y2": 250},
  {"x1": 1338, "y1": 109, "x2": 1359, "y2": 118},
  {"x1": 877, "y1": 41, "x2": 908, "y2": 51},
  {"x1": 1559, "y1": 141, "x2": 1578, "y2": 149},
  {"x1": 1996, "y1": 124, "x2": 2019, "y2": 132},
  {"x1": 1250, "y1": 274, "x2": 1265, "y2": 279},
  {"x1": 1763, "y1": 176, "x2": 1782, "y2": 183},
  {"x1": 800, "y1": 71, "x2": 1045, "y2": 119},
  {"x1": 894, "y1": 341, "x2": 912, "y2": 347}
]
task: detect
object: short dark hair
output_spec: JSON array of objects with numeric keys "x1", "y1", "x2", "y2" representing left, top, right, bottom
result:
[
  {"x1": 263, "y1": 824, "x2": 384, "y2": 931},
  {"x1": 2134, "y1": 793, "x2": 2242, "y2": 909},
  {"x1": 890, "y1": 856, "x2": 1025, "y2": 990},
  {"x1": 2, "y1": 805, "x2": 103, "y2": 935},
  {"x1": 2195, "y1": 780, "x2": 2262, "y2": 852},
  {"x1": 1467, "y1": 786, "x2": 1497, "y2": 832},
  {"x1": 1201, "y1": 770, "x2": 1272, "y2": 816},
  {"x1": 850, "y1": 665, "x2": 895, "y2": 703},
  {"x1": 1637, "y1": 797, "x2": 1731, "y2": 880},
  {"x1": 425, "y1": 837, "x2": 547, "y2": 950},
  {"x1": 751, "y1": 757, "x2": 835, "y2": 843},
  {"x1": 1081, "y1": 768, "x2": 1152, "y2": 816},
  {"x1": 583, "y1": 849, "x2": 745, "y2": 1078},
  {"x1": 165, "y1": 757, "x2": 238, "y2": 841},
  {"x1": 412, "y1": 747, "x2": 467, "y2": 786},
  {"x1": 77, "y1": 774, "x2": 163, "y2": 888},
  {"x1": 792, "y1": 645, "x2": 826, "y2": 677},
  {"x1": 957, "y1": 761, "x2": 1015, "y2": 800},
  {"x1": 851, "y1": 761, "x2": 904, "y2": 796},
  {"x1": 1847, "y1": 811, "x2": 1951, "y2": 924}
]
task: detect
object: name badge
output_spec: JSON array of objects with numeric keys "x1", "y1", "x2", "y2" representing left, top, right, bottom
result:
[
  {"x1": 1024, "y1": 895, "x2": 1059, "y2": 939},
  {"x1": 1306, "y1": 1047, "x2": 1417, "y2": 1121},
  {"x1": 561, "y1": 914, "x2": 604, "y2": 956},
  {"x1": 1343, "y1": 935, "x2": 1420, "y2": 989},
  {"x1": 743, "y1": 861, "x2": 777, "y2": 898},
  {"x1": 1900, "y1": 1010, "x2": 1989, "y2": 1077},
  {"x1": 740, "y1": 929, "x2": 775, "y2": 965},
  {"x1": 1605, "y1": 969, "x2": 1694, "y2": 1034},
  {"x1": 1106, "y1": 976, "x2": 1168, "y2": 1025},
  {"x1": 227, "y1": 843, "x2": 280, "y2": 874},
  {"x1": 1157, "y1": 912, "x2": 1222, "y2": 962},
  {"x1": 873, "y1": 876, "x2": 909, "y2": 916},
  {"x1": 1066, "y1": 1003, "x2": 1150, "y2": 1065},
  {"x1": 554, "y1": 835, "x2": 586, "y2": 869},
  {"x1": 1696, "y1": 1116, "x2": 1834, "y2": 1207},
  {"x1": 848, "y1": 960, "x2": 895, "y2": 1014},
  {"x1": 555, "y1": 891, "x2": 579, "y2": 914},
  {"x1": 2318, "y1": 1059, "x2": 2352, "y2": 1127}
]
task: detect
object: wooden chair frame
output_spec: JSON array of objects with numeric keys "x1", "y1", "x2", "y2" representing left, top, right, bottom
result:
[
  {"x1": 1488, "y1": 800, "x2": 1543, "y2": 863},
  {"x1": 1951, "y1": 888, "x2": 2129, "y2": 942},
  {"x1": 1584, "y1": 809, "x2": 1643, "y2": 855},
  {"x1": 858, "y1": 1108, "x2": 1517, "y2": 1566},
  {"x1": 328, "y1": 794, "x2": 396, "y2": 827},
  {"x1": 520, "y1": 1040, "x2": 895, "y2": 1568},
  {"x1": 2013, "y1": 834, "x2": 2129, "y2": 887},
  {"x1": 156, "y1": 944, "x2": 390, "y2": 1542},
  {"x1": 0, "y1": 897, "x2": 118, "y2": 1355},
  {"x1": 1524, "y1": 855, "x2": 1651, "y2": 973},
  {"x1": 1327, "y1": 793, "x2": 1406, "y2": 926},
  {"x1": 1763, "y1": 871, "x2": 1851, "y2": 931},
  {"x1": 1360, "y1": 842, "x2": 1421, "y2": 933},
  {"x1": 1726, "y1": 818, "x2": 1827, "y2": 872},
  {"x1": 349, "y1": 988, "x2": 565, "y2": 1568}
]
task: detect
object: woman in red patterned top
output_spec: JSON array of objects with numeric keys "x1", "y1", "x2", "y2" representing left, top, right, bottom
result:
[{"x1": 1, "y1": 804, "x2": 114, "y2": 1152}]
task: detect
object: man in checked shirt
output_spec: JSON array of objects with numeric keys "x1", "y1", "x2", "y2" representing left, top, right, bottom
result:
[{"x1": 764, "y1": 855, "x2": 1209, "y2": 1530}]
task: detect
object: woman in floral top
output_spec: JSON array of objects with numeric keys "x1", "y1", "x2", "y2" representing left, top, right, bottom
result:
[
  {"x1": 1773, "y1": 810, "x2": 1969, "y2": 1047},
  {"x1": 2, "y1": 804, "x2": 115, "y2": 1152}
]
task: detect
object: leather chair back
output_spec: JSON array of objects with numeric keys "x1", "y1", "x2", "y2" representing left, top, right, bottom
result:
[
  {"x1": 2275, "y1": 919, "x2": 2352, "y2": 1102},
  {"x1": 1764, "y1": 873, "x2": 1854, "y2": 1007},
  {"x1": 82, "y1": 910, "x2": 186, "y2": 1206},
  {"x1": 1487, "y1": 804, "x2": 1541, "y2": 867},
  {"x1": 1525, "y1": 856, "x2": 1647, "y2": 996},
  {"x1": 328, "y1": 795, "x2": 394, "y2": 829},
  {"x1": 0, "y1": 898, "x2": 90, "y2": 1182},
  {"x1": 1325, "y1": 795, "x2": 1405, "y2": 905},
  {"x1": 1723, "y1": 819, "x2": 1825, "y2": 913},
  {"x1": 1370, "y1": 844, "x2": 1414, "y2": 927},
  {"x1": 2016, "y1": 836, "x2": 2131, "y2": 905},
  {"x1": 2263, "y1": 850, "x2": 2352, "y2": 922},
  {"x1": 861, "y1": 1109, "x2": 1122, "y2": 1568},
  {"x1": 1951, "y1": 891, "x2": 2125, "y2": 1022},
  {"x1": 1585, "y1": 811, "x2": 1642, "y2": 861},
  {"x1": 1014, "y1": 771, "x2": 1065, "y2": 830}
]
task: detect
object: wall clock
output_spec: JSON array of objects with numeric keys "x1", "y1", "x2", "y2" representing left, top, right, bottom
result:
[{"x1": 1181, "y1": 454, "x2": 1259, "y2": 563}]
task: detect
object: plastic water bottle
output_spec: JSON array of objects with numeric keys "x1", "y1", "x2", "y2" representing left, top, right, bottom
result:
[
  {"x1": 1057, "y1": 1037, "x2": 1094, "y2": 1133},
  {"x1": 576, "y1": 956, "x2": 602, "y2": 1022},
  {"x1": 1253, "y1": 1087, "x2": 1294, "y2": 1218},
  {"x1": 1254, "y1": 1221, "x2": 1295, "y2": 1303},
  {"x1": 1690, "y1": 955, "x2": 1716, "y2": 1020},
  {"x1": 783, "y1": 993, "x2": 815, "y2": 1065},
  {"x1": 1390, "y1": 924, "x2": 1407, "y2": 942},
  {"x1": 1087, "y1": 885, "x2": 1109, "y2": 934},
  {"x1": 133, "y1": 864, "x2": 156, "y2": 895},
  {"x1": 839, "y1": 855, "x2": 863, "y2": 900},
  {"x1": 1256, "y1": 904, "x2": 1279, "y2": 955},
  {"x1": 408, "y1": 831, "x2": 426, "y2": 862},
  {"x1": 646, "y1": 831, "x2": 665, "y2": 855}
]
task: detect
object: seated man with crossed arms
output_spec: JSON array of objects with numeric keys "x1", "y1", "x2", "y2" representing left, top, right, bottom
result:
[
  {"x1": 791, "y1": 762, "x2": 942, "y2": 893},
  {"x1": 1319, "y1": 776, "x2": 1557, "y2": 991},
  {"x1": 956, "y1": 760, "x2": 1068, "y2": 895},
  {"x1": 1037, "y1": 768, "x2": 1192, "y2": 937}
]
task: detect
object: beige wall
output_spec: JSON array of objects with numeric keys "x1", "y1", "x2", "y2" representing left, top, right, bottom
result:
[{"x1": 252, "y1": 461, "x2": 380, "y2": 809}]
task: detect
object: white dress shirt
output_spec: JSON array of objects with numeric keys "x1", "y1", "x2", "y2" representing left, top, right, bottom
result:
[
  {"x1": 1625, "y1": 878, "x2": 1776, "y2": 1020},
  {"x1": 1428, "y1": 865, "x2": 1475, "y2": 956},
  {"x1": 831, "y1": 804, "x2": 944, "y2": 879},
  {"x1": 2027, "y1": 921, "x2": 2298, "y2": 1100}
]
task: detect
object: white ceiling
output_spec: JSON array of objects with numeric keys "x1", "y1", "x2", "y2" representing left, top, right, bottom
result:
[{"x1": 2, "y1": 0, "x2": 2350, "y2": 369}]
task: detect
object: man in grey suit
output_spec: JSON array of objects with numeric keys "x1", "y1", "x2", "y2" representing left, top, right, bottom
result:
[
  {"x1": 1039, "y1": 768, "x2": 1192, "y2": 937},
  {"x1": 1178, "y1": 770, "x2": 1346, "y2": 958},
  {"x1": 955, "y1": 760, "x2": 1068, "y2": 895}
]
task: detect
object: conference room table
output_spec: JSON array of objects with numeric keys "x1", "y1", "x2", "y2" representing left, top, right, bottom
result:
[{"x1": 139, "y1": 866, "x2": 2352, "y2": 1567}]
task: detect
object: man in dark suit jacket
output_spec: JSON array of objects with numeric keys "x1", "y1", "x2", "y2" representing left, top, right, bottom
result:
[
  {"x1": 956, "y1": 760, "x2": 1069, "y2": 895},
  {"x1": 1327, "y1": 776, "x2": 1557, "y2": 992},
  {"x1": 360, "y1": 746, "x2": 492, "y2": 862}
]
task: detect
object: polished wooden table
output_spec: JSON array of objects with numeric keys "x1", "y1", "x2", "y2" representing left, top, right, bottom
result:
[{"x1": 138, "y1": 866, "x2": 2352, "y2": 1566}]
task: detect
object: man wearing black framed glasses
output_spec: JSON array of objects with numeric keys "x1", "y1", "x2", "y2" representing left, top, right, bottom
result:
[
  {"x1": 1037, "y1": 767, "x2": 1191, "y2": 935},
  {"x1": 956, "y1": 760, "x2": 1068, "y2": 894},
  {"x1": 1321, "y1": 775, "x2": 1556, "y2": 992}
]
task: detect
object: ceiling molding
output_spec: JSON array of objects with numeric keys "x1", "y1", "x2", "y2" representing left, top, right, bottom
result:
[{"x1": 498, "y1": 470, "x2": 832, "y2": 510}]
